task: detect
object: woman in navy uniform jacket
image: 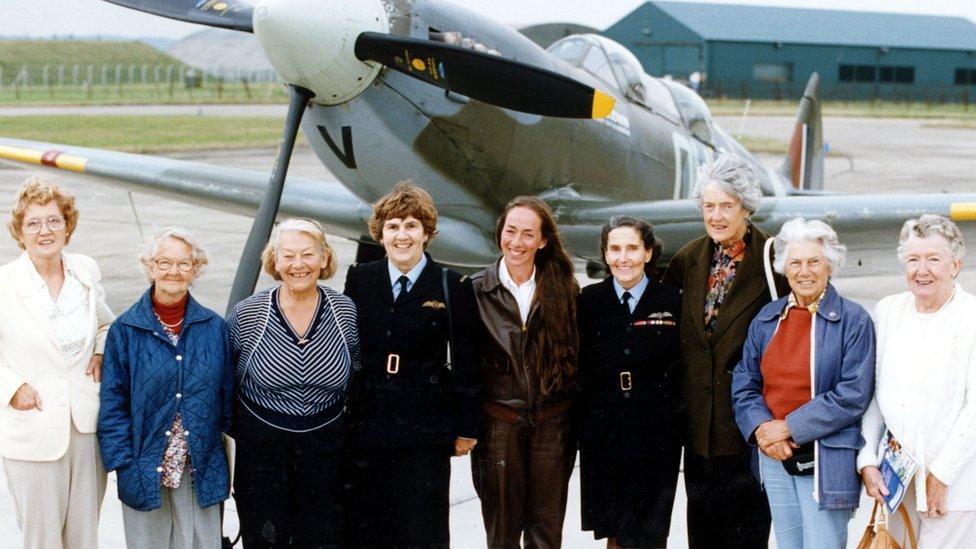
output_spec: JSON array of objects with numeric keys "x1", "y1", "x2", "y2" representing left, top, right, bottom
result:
[
  {"x1": 578, "y1": 216, "x2": 682, "y2": 549},
  {"x1": 343, "y1": 181, "x2": 479, "y2": 548}
]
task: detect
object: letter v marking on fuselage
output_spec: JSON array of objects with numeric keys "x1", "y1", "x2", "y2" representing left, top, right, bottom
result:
[{"x1": 317, "y1": 125, "x2": 358, "y2": 169}]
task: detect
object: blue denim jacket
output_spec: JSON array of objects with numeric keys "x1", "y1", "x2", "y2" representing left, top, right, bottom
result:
[{"x1": 732, "y1": 283, "x2": 875, "y2": 510}]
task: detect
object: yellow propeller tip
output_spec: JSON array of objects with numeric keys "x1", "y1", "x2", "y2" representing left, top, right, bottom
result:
[
  {"x1": 950, "y1": 203, "x2": 976, "y2": 221},
  {"x1": 591, "y1": 89, "x2": 615, "y2": 119}
]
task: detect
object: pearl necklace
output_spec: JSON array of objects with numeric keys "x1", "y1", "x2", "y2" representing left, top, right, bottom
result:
[{"x1": 155, "y1": 313, "x2": 184, "y2": 329}]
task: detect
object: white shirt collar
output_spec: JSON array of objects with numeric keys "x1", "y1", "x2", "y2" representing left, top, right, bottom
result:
[
  {"x1": 25, "y1": 252, "x2": 75, "y2": 292},
  {"x1": 498, "y1": 259, "x2": 536, "y2": 324},
  {"x1": 498, "y1": 258, "x2": 535, "y2": 289}
]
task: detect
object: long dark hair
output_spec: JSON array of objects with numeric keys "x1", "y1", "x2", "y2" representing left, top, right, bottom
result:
[
  {"x1": 599, "y1": 215, "x2": 663, "y2": 279},
  {"x1": 495, "y1": 196, "x2": 579, "y2": 395}
]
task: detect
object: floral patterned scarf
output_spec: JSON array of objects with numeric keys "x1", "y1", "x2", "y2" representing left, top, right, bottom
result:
[{"x1": 703, "y1": 238, "x2": 746, "y2": 335}]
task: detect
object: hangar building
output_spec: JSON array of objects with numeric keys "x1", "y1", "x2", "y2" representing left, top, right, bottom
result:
[{"x1": 603, "y1": 1, "x2": 976, "y2": 101}]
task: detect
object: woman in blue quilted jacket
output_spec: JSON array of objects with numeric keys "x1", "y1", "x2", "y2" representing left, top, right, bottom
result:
[{"x1": 98, "y1": 227, "x2": 234, "y2": 549}]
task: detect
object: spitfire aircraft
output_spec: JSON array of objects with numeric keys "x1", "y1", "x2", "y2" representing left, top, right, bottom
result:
[{"x1": 2, "y1": 0, "x2": 976, "y2": 309}]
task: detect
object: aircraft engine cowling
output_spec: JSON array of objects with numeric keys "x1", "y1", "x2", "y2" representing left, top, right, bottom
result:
[{"x1": 252, "y1": 0, "x2": 390, "y2": 105}]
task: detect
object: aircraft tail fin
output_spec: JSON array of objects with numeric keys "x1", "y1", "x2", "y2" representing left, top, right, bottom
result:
[{"x1": 779, "y1": 72, "x2": 824, "y2": 191}]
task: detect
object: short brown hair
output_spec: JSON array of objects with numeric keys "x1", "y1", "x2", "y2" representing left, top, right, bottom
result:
[
  {"x1": 367, "y1": 181, "x2": 438, "y2": 247},
  {"x1": 8, "y1": 176, "x2": 80, "y2": 250},
  {"x1": 261, "y1": 218, "x2": 337, "y2": 280}
]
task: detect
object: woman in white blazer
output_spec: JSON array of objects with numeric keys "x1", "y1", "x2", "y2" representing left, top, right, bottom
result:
[{"x1": 0, "y1": 177, "x2": 114, "y2": 549}]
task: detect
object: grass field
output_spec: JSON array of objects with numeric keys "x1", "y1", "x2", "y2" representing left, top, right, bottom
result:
[
  {"x1": 0, "y1": 82, "x2": 289, "y2": 105},
  {"x1": 0, "y1": 115, "x2": 300, "y2": 153},
  {"x1": 0, "y1": 40, "x2": 185, "y2": 84}
]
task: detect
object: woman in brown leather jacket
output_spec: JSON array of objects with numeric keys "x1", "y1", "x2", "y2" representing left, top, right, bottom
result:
[{"x1": 470, "y1": 196, "x2": 580, "y2": 549}]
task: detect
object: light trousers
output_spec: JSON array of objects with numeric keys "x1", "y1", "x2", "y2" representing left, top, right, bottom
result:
[
  {"x1": 887, "y1": 480, "x2": 976, "y2": 549},
  {"x1": 121, "y1": 476, "x2": 222, "y2": 549},
  {"x1": 2, "y1": 422, "x2": 107, "y2": 549},
  {"x1": 759, "y1": 453, "x2": 850, "y2": 549}
]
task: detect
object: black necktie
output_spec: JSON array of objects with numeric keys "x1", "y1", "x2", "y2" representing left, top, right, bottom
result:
[
  {"x1": 622, "y1": 291, "x2": 633, "y2": 315},
  {"x1": 394, "y1": 275, "x2": 409, "y2": 304}
]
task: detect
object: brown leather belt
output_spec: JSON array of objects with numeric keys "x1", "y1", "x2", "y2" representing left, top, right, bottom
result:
[{"x1": 481, "y1": 399, "x2": 572, "y2": 426}]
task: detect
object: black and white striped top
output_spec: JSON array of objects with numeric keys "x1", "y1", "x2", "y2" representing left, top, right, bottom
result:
[{"x1": 228, "y1": 285, "x2": 359, "y2": 431}]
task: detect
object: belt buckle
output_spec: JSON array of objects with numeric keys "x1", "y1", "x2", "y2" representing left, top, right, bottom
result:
[
  {"x1": 386, "y1": 353, "x2": 400, "y2": 375},
  {"x1": 619, "y1": 371, "x2": 632, "y2": 391}
]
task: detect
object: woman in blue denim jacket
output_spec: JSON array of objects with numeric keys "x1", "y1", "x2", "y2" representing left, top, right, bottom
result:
[{"x1": 732, "y1": 218, "x2": 875, "y2": 549}]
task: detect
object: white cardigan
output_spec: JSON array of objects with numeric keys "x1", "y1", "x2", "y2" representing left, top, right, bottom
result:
[
  {"x1": 0, "y1": 252, "x2": 114, "y2": 461},
  {"x1": 858, "y1": 285, "x2": 976, "y2": 511}
]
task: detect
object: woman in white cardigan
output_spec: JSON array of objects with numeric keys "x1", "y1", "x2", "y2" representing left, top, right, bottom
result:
[
  {"x1": 0, "y1": 177, "x2": 114, "y2": 549},
  {"x1": 860, "y1": 214, "x2": 976, "y2": 547}
]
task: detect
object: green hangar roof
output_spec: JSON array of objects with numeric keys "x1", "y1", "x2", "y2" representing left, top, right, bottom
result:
[{"x1": 641, "y1": 1, "x2": 976, "y2": 51}]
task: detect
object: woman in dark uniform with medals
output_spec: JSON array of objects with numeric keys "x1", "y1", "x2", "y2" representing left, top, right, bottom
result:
[
  {"x1": 343, "y1": 181, "x2": 480, "y2": 548},
  {"x1": 577, "y1": 216, "x2": 682, "y2": 549}
]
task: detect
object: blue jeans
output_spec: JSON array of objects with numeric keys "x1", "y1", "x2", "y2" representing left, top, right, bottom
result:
[{"x1": 759, "y1": 453, "x2": 849, "y2": 549}]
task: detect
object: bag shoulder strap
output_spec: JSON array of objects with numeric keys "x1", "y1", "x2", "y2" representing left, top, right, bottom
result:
[
  {"x1": 442, "y1": 267, "x2": 455, "y2": 371},
  {"x1": 763, "y1": 237, "x2": 778, "y2": 301},
  {"x1": 897, "y1": 504, "x2": 917, "y2": 549}
]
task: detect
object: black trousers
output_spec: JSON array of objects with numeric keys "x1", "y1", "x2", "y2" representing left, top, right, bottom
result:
[
  {"x1": 344, "y1": 443, "x2": 453, "y2": 548},
  {"x1": 232, "y1": 405, "x2": 346, "y2": 548},
  {"x1": 684, "y1": 450, "x2": 771, "y2": 549}
]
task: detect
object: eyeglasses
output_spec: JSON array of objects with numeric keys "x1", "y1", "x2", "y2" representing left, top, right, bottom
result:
[
  {"x1": 153, "y1": 257, "x2": 195, "y2": 272},
  {"x1": 23, "y1": 216, "x2": 65, "y2": 234}
]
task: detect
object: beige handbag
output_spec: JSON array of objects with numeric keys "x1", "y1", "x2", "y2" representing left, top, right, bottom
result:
[{"x1": 856, "y1": 501, "x2": 917, "y2": 549}]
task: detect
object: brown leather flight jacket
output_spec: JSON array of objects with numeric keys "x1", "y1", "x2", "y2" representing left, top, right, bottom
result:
[{"x1": 470, "y1": 261, "x2": 573, "y2": 413}]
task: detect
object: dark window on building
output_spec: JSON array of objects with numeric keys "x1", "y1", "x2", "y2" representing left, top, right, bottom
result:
[
  {"x1": 894, "y1": 67, "x2": 914, "y2": 84},
  {"x1": 839, "y1": 65, "x2": 854, "y2": 82},
  {"x1": 879, "y1": 66, "x2": 915, "y2": 84},
  {"x1": 956, "y1": 68, "x2": 976, "y2": 86},
  {"x1": 855, "y1": 65, "x2": 876, "y2": 82},
  {"x1": 839, "y1": 64, "x2": 879, "y2": 83}
]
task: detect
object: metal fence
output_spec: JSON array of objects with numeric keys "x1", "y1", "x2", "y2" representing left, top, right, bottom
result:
[{"x1": 0, "y1": 64, "x2": 282, "y2": 89}]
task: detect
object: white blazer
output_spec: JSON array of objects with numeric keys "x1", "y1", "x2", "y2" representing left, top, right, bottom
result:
[{"x1": 0, "y1": 252, "x2": 114, "y2": 461}]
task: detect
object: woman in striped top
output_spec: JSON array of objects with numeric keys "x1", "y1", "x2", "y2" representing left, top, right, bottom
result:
[{"x1": 228, "y1": 218, "x2": 359, "y2": 547}]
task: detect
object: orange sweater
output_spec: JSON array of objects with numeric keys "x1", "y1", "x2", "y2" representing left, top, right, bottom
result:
[{"x1": 760, "y1": 306, "x2": 812, "y2": 420}]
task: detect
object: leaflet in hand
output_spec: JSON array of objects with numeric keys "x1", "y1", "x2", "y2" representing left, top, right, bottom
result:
[{"x1": 879, "y1": 432, "x2": 919, "y2": 514}]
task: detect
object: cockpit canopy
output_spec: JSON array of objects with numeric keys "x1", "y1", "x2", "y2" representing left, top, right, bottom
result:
[{"x1": 548, "y1": 34, "x2": 714, "y2": 144}]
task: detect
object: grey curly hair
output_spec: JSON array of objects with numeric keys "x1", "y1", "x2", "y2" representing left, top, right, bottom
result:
[
  {"x1": 897, "y1": 214, "x2": 965, "y2": 263},
  {"x1": 139, "y1": 227, "x2": 209, "y2": 283},
  {"x1": 692, "y1": 153, "x2": 763, "y2": 214}
]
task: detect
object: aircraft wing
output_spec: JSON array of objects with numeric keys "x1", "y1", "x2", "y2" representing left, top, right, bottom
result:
[
  {"x1": 0, "y1": 137, "x2": 373, "y2": 242},
  {"x1": 560, "y1": 193, "x2": 976, "y2": 266},
  {"x1": 6, "y1": 137, "x2": 976, "y2": 272}
]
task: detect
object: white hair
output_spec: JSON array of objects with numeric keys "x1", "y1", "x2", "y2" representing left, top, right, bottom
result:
[
  {"x1": 897, "y1": 214, "x2": 965, "y2": 263},
  {"x1": 139, "y1": 227, "x2": 209, "y2": 282},
  {"x1": 692, "y1": 153, "x2": 763, "y2": 214},
  {"x1": 772, "y1": 217, "x2": 847, "y2": 274}
]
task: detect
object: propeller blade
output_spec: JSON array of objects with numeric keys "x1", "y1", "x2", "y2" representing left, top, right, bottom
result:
[
  {"x1": 355, "y1": 32, "x2": 615, "y2": 119},
  {"x1": 226, "y1": 86, "x2": 314, "y2": 314},
  {"x1": 102, "y1": 0, "x2": 255, "y2": 33}
]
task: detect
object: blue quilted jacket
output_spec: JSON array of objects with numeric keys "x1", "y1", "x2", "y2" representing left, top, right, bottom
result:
[{"x1": 98, "y1": 289, "x2": 234, "y2": 511}]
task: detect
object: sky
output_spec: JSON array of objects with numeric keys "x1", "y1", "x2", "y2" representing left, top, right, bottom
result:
[{"x1": 2, "y1": 0, "x2": 975, "y2": 40}]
